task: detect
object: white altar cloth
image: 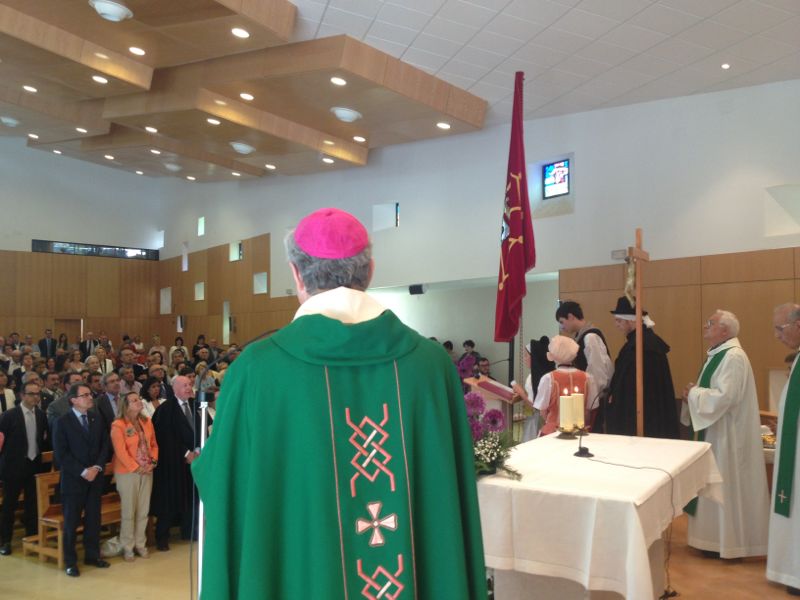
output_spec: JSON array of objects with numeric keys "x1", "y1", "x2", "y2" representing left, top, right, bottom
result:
[{"x1": 478, "y1": 433, "x2": 723, "y2": 599}]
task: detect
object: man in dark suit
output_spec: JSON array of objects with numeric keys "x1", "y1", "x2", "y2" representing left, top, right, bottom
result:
[
  {"x1": 79, "y1": 332, "x2": 99, "y2": 361},
  {"x1": 152, "y1": 375, "x2": 199, "y2": 551},
  {"x1": 0, "y1": 380, "x2": 48, "y2": 555},
  {"x1": 53, "y1": 383, "x2": 111, "y2": 576},
  {"x1": 37, "y1": 328, "x2": 56, "y2": 360},
  {"x1": 94, "y1": 372, "x2": 121, "y2": 431}
]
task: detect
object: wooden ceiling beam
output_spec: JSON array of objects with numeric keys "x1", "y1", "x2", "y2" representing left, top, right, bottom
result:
[{"x1": 212, "y1": 0, "x2": 296, "y2": 41}]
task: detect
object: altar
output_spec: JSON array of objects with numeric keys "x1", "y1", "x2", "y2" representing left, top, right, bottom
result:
[{"x1": 477, "y1": 434, "x2": 723, "y2": 599}]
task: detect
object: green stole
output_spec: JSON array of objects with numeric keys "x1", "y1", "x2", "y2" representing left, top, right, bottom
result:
[
  {"x1": 684, "y1": 347, "x2": 732, "y2": 516},
  {"x1": 775, "y1": 358, "x2": 800, "y2": 517}
]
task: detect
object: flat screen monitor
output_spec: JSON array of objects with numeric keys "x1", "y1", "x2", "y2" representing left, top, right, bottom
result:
[{"x1": 542, "y1": 159, "x2": 570, "y2": 199}]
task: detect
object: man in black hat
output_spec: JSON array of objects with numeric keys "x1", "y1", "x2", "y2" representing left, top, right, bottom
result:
[{"x1": 606, "y1": 296, "x2": 679, "y2": 438}]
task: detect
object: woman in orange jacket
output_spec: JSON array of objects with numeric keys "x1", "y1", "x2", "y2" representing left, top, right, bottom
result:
[{"x1": 111, "y1": 391, "x2": 159, "y2": 561}]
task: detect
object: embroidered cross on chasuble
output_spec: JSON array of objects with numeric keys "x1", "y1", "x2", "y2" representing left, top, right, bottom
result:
[{"x1": 775, "y1": 360, "x2": 800, "y2": 517}]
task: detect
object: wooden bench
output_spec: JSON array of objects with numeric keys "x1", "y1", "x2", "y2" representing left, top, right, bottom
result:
[{"x1": 22, "y1": 463, "x2": 120, "y2": 568}]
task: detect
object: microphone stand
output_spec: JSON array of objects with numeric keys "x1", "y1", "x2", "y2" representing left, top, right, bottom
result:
[{"x1": 193, "y1": 328, "x2": 279, "y2": 598}]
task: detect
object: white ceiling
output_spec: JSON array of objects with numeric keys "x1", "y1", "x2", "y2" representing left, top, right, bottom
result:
[{"x1": 290, "y1": 0, "x2": 800, "y2": 125}]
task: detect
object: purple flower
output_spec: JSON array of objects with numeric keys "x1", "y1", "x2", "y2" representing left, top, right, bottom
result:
[
  {"x1": 470, "y1": 419, "x2": 485, "y2": 442},
  {"x1": 464, "y1": 392, "x2": 485, "y2": 418},
  {"x1": 482, "y1": 409, "x2": 505, "y2": 433}
]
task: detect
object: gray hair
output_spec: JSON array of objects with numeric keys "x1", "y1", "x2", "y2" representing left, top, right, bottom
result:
[
  {"x1": 715, "y1": 310, "x2": 740, "y2": 337},
  {"x1": 102, "y1": 372, "x2": 119, "y2": 386},
  {"x1": 775, "y1": 303, "x2": 800, "y2": 322},
  {"x1": 284, "y1": 229, "x2": 372, "y2": 295}
]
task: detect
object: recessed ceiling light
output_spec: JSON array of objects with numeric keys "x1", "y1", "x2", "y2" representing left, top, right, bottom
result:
[
  {"x1": 206, "y1": 118, "x2": 221, "y2": 125},
  {"x1": 128, "y1": 46, "x2": 145, "y2": 56},
  {"x1": 231, "y1": 171, "x2": 241, "y2": 177},
  {"x1": 330, "y1": 106, "x2": 362, "y2": 123},
  {"x1": 264, "y1": 163, "x2": 276, "y2": 170},
  {"x1": 231, "y1": 27, "x2": 250, "y2": 39},
  {"x1": 145, "y1": 126, "x2": 158, "y2": 133},
  {"x1": 23, "y1": 85, "x2": 37, "y2": 93},
  {"x1": 330, "y1": 76, "x2": 347, "y2": 86},
  {"x1": 436, "y1": 122, "x2": 451, "y2": 130},
  {"x1": 239, "y1": 92, "x2": 254, "y2": 101},
  {"x1": 150, "y1": 149, "x2": 161, "y2": 155},
  {"x1": 353, "y1": 135, "x2": 366, "y2": 143},
  {"x1": 27, "y1": 133, "x2": 39, "y2": 139},
  {"x1": 323, "y1": 140, "x2": 335, "y2": 146},
  {"x1": 104, "y1": 154, "x2": 114, "y2": 160},
  {"x1": 94, "y1": 52, "x2": 109, "y2": 60},
  {"x1": 0, "y1": 116, "x2": 20, "y2": 127},
  {"x1": 214, "y1": 99, "x2": 227, "y2": 106},
  {"x1": 322, "y1": 157, "x2": 335, "y2": 164},
  {"x1": 76, "y1": 127, "x2": 88, "y2": 133},
  {"x1": 164, "y1": 163, "x2": 182, "y2": 172},
  {"x1": 89, "y1": 0, "x2": 133, "y2": 22},
  {"x1": 721, "y1": 63, "x2": 731, "y2": 70},
  {"x1": 186, "y1": 175, "x2": 196, "y2": 181},
  {"x1": 53, "y1": 149, "x2": 62, "y2": 154},
  {"x1": 229, "y1": 141, "x2": 255, "y2": 155},
  {"x1": 135, "y1": 170, "x2": 144, "y2": 175},
  {"x1": 92, "y1": 75, "x2": 109, "y2": 84}
]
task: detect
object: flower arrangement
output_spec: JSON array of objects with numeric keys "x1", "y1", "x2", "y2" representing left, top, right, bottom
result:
[{"x1": 465, "y1": 391, "x2": 521, "y2": 480}]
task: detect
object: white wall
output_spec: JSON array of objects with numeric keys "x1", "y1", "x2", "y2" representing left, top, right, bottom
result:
[
  {"x1": 370, "y1": 277, "x2": 560, "y2": 384},
  {"x1": 153, "y1": 78, "x2": 800, "y2": 297}
]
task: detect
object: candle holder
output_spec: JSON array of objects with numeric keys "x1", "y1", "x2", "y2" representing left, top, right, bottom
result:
[
  {"x1": 573, "y1": 426, "x2": 593, "y2": 458},
  {"x1": 557, "y1": 425, "x2": 576, "y2": 439}
]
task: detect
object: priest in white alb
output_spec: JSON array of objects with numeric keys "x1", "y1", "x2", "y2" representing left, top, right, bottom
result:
[
  {"x1": 681, "y1": 310, "x2": 769, "y2": 559},
  {"x1": 768, "y1": 303, "x2": 800, "y2": 596}
]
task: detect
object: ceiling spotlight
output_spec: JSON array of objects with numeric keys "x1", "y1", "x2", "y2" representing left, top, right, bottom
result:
[
  {"x1": 330, "y1": 76, "x2": 347, "y2": 86},
  {"x1": 150, "y1": 149, "x2": 161, "y2": 155},
  {"x1": 89, "y1": 0, "x2": 133, "y2": 22},
  {"x1": 76, "y1": 127, "x2": 88, "y2": 133},
  {"x1": 721, "y1": 63, "x2": 731, "y2": 70},
  {"x1": 0, "y1": 116, "x2": 20, "y2": 127},
  {"x1": 92, "y1": 75, "x2": 109, "y2": 84},
  {"x1": 323, "y1": 140, "x2": 334, "y2": 146},
  {"x1": 104, "y1": 154, "x2": 114, "y2": 160},
  {"x1": 322, "y1": 157, "x2": 335, "y2": 164},
  {"x1": 239, "y1": 92, "x2": 254, "y2": 101},
  {"x1": 206, "y1": 118, "x2": 221, "y2": 125},
  {"x1": 353, "y1": 135, "x2": 366, "y2": 143},
  {"x1": 330, "y1": 106, "x2": 362, "y2": 123},
  {"x1": 53, "y1": 149, "x2": 62, "y2": 154},
  {"x1": 264, "y1": 163, "x2": 276, "y2": 170},
  {"x1": 23, "y1": 85, "x2": 38, "y2": 93},
  {"x1": 94, "y1": 52, "x2": 109, "y2": 60},
  {"x1": 135, "y1": 170, "x2": 144, "y2": 175},
  {"x1": 145, "y1": 126, "x2": 158, "y2": 133},
  {"x1": 28, "y1": 133, "x2": 39, "y2": 140},
  {"x1": 128, "y1": 46, "x2": 145, "y2": 56},
  {"x1": 231, "y1": 171, "x2": 241, "y2": 177},
  {"x1": 214, "y1": 99, "x2": 227, "y2": 106},
  {"x1": 436, "y1": 122, "x2": 451, "y2": 130},
  {"x1": 231, "y1": 27, "x2": 250, "y2": 39},
  {"x1": 186, "y1": 175, "x2": 196, "y2": 181},
  {"x1": 229, "y1": 141, "x2": 255, "y2": 155},
  {"x1": 164, "y1": 163, "x2": 182, "y2": 172}
]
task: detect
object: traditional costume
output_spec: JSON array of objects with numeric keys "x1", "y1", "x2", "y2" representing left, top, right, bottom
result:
[
  {"x1": 767, "y1": 353, "x2": 800, "y2": 590},
  {"x1": 192, "y1": 208, "x2": 486, "y2": 600},
  {"x1": 682, "y1": 337, "x2": 769, "y2": 558}
]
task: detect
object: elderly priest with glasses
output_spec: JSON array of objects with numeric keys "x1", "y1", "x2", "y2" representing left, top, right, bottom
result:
[
  {"x1": 192, "y1": 208, "x2": 486, "y2": 600},
  {"x1": 681, "y1": 310, "x2": 769, "y2": 560}
]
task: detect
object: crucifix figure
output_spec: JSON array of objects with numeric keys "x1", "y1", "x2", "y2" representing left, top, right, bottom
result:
[{"x1": 778, "y1": 490, "x2": 788, "y2": 504}]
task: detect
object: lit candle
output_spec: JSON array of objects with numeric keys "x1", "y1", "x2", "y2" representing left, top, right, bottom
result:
[
  {"x1": 571, "y1": 385, "x2": 585, "y2": 429},
  {"x1": 559, "y1": 387, "x2": 574, "y2": 431}
]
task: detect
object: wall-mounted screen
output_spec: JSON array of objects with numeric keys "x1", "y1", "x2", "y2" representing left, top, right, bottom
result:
[{"x1": 542, "y1": 159, "x2": 570, "y2": 199}]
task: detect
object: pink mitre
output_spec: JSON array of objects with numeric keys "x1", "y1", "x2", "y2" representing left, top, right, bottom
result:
[{"x1": 294, "y1": 207, "x2": 368, "y2": 259}]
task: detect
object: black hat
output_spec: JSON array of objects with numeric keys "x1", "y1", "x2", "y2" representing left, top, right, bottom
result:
[{"x1": 610, "y1": 296, "x2": 647, "y2": 316}]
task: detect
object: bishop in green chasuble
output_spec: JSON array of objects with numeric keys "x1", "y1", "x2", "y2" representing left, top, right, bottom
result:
[{"x1": 192, "y1": 208, "x2": 487, "y2": 600}]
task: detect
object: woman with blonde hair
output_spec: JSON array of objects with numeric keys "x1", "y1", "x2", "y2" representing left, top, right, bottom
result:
[{"x1": 111, "y1": 391, "x2": 159, "y2": 561}]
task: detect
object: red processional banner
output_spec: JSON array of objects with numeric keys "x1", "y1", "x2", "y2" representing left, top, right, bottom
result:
[{"x1": 494, "y1": 71, "x2": 536, "y2": 343}]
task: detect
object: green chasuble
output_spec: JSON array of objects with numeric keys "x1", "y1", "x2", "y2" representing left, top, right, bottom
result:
[{"x1": 192, "y1": 310, "x2": 487, "y2": 599}]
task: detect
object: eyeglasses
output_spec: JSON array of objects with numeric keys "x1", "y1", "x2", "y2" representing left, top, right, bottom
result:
[
  {"x1": 23, "y1": 392, "x2": 40, "y2": 396},
  {"x1": 775, "y1": 323, "x2": 794, "y2": 333},
  {"x1": 75, "y1": 392, "x2": 93, "y2": 399}
]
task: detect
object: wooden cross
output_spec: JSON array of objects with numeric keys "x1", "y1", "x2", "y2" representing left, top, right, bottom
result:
[
  {"x1": 778, "y1": 489, "x2": 788, "y2": 504},
  {"x1": 628, "y1": 228, "x2": 650, "y2": 437}
]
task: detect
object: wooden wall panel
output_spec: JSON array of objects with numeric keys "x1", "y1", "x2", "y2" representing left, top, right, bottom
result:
[
  {"x1": 645, "y1": 257, "x2": 701, "y2": 287},
  {"x1": 701, "y1": 280, "x2": 794, "y2": 409},
  {"x1": 0, "y1": 251, "x2": 18, "y2": 316},
  {"x1": 11, "y1": 317, "x2": 52, "y2": 343},
  {"x1": 251, "y1": 233, "x2": 272, "y2": 313},
  {"x1": 183, "y1": 249, "x2": 208, "y2": 317},
  {"x1": 559, "y1": 264, "x2": 623, "y2": 293},
  {"x1": 51, "y1": 254, "x2": 87, "y2": 318},
  {"x1": 120, "y1": 261, "x2": 159, "y2": 317},
  {"x1": 84, "y1": 317, "x2": 122, "y2": 345},
  {"x1": 206, "y1": 245, "x2": 228, "y2": 316},
  {"x1": 86, "y1": 257, "x2": 120, "y2": 317},
  {"x1": 701, "y1": 248, "x2": 794, "y2": 284},
  {"x1": 16, "y1": 252, "x2": 53, "y2": 317}
]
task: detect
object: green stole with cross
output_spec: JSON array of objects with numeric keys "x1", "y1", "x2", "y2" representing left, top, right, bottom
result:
[
  {"x1": 775, "y1": 358, "x2": 800, "y2": 517},
  {"x1": 684, "y1": 346, "x2": 732, "y2": 516}
]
